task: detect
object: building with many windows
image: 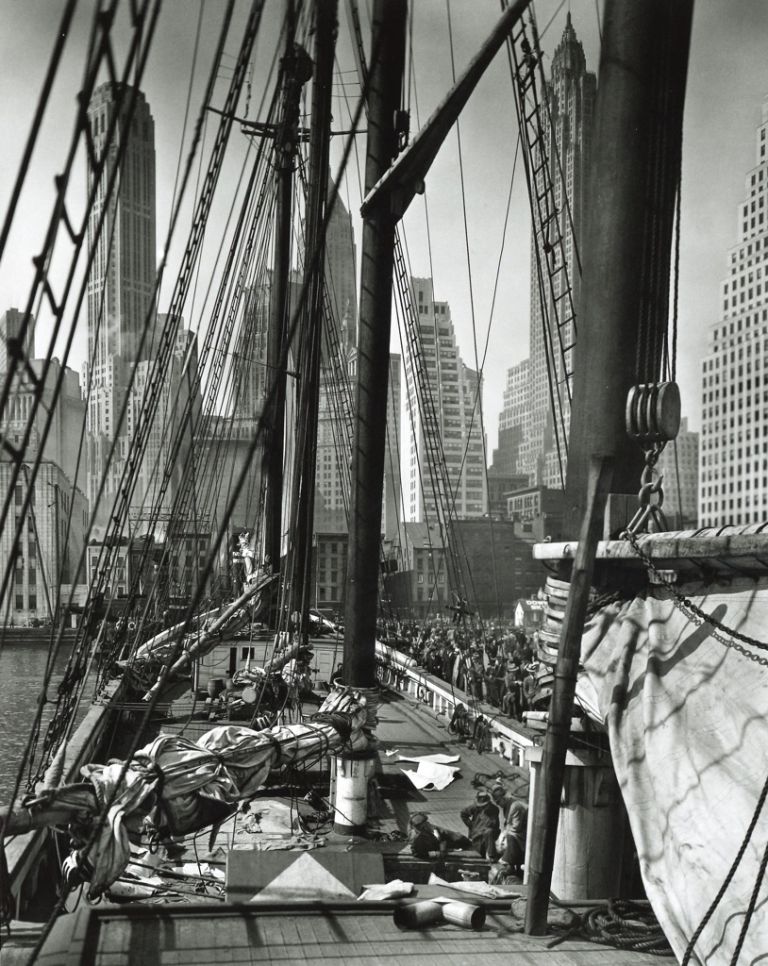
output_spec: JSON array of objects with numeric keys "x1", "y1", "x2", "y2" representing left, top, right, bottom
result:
[
  {"x1": 700, "y1": 98, "x2": 768, "y2": 527},
  {"x1": 85, "y1": 83, "x2": 158, "y2": 524},
  {"x1": 656, "y1": 417, "x2": 699, "y2": 528},
  {"x1": 404, "y1": 277, "x2": 486, "y2": 522},
  {"x1": 0, "y1": 308, "x2": 33, "y2": 374},
  {"x1": 0, "y1": 357, "x2": 88, "y2": 626}
]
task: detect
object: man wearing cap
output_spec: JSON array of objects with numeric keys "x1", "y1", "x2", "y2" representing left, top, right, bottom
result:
[
  {"x1": 460, "y1": 790, "x2": 500, "y2": 858},
  {"x1": 407, "y1": 813, "x2": 472, "y2": 862},
  {"x1": 490, "y1": 785, "x2": 528, "y2": 876}
]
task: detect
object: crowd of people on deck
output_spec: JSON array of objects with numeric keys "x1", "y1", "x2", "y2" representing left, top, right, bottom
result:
[{"x1": 378, "y1": 614, "x2": 540, "y2": 722}]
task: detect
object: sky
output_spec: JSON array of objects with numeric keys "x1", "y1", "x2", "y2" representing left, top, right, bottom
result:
[{"x1": 2, "y1": 0, "x2": 768, "y2": 459}]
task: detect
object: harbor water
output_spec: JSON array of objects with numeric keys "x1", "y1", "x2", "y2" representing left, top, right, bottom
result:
[{"x1": 0, "y1": 642, "x2": 71, "y2": 801}]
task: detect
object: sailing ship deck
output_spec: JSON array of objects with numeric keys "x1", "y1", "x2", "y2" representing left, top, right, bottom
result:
[{"x1": 21, "y1": 685, "x2": 665, "y2": 966}]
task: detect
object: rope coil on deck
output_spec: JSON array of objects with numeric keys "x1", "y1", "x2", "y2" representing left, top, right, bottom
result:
[{"x1": 548, "y1": 898, "x2": 674, "y2": 957}]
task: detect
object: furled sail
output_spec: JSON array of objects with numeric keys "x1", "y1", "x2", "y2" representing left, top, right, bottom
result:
[{"x1": 1, "y1": 687, "x2": 368, "y2": 898}]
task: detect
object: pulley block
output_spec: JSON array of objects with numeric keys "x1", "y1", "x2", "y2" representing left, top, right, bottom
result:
[{"x1": 625, "y1": 382, "x2": 681, "y2": 445}]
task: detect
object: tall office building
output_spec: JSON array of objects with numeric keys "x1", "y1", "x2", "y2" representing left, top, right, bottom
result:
[
  {"x1": 313, "y1": 188, "x2": 358, "y2": 532},
  {"x1": 324, "y1": 183, "x2": 358, "y2": 357},
  {"x1": 0, "y1": 308, "x2": 34, "y2": 373},
  {"x1": 497, "y1": 16, "x2": 595, "y2": 488},
  {"x1": 383, "y1": 353, "x2": 402, "y2": 541},
  {"x1": 657, "y1": 417, "x2": 699, "y2": 528},
  {"x1": 700, "y1": 98, "x2": 768, "y2": 527},
  {"x1": 84, "y1": 83, "x2": 157, "y2": 524},
  {"x1": 404, "y1": 277, "x2": 486, "y2": 522},
  {"x1": 0, "y1": 357, "x2": 88, "y2": 625},
  {"x1": 231, "y1": 281, "x2": 271, "y2": 422},
  {"x1": 125, "y1": 322, "x2": 200, "y2": 521}
]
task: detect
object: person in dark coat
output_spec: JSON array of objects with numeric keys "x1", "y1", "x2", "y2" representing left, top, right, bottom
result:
[
  {"x1": 490, "y1": 783, "x2": 528, "y2": 877},
  {"x1": 460, "y1": 789, "x2": 500, "y2": 858},
  {"x1": 407, "y1": 813, "x2": 472, "y2": 862}
]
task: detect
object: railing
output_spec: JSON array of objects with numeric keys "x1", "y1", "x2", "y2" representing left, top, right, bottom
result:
[
  {"x1": 4, "y1": 680, "x2": 122, "y2": 918},
  {"x1": 374, "y1": 643, "x2": 536, "y2": 767}
]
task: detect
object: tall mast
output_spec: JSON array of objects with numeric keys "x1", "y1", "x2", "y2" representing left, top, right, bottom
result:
[
  {"x1": 288, "y1": 0, "x2": 338, "y2": 641},
  {"x1": 264, "y1": 8, "x2": 312, "y2": 573},
  {"x1": 342, "y1": 0, "x2": 407, "y2": 687},
  {"x1": 342, "y1": 0, "x2": 532, "y2": 685},
  {"x1": 525, "y1": 0, "x2": 694, "y2": 934}
]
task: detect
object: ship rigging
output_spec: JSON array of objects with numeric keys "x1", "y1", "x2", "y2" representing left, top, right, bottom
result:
[{"x1": 1, "y1": 1, "x2": 768, "y2": 964}]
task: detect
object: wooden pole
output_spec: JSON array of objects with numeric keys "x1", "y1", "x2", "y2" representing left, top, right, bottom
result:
[
  {"x1": 342, "y1": 0, "x2": 407, "y2": 688},
  {"x1": 264, "y1": 8, "x2": 311, "y2": 572},
  {"x1": 289, "y1": 0, "x2": 338, "y2": 642},
  {"x1": 526, "y1": 0, "x2": 694, "y2": 934}
]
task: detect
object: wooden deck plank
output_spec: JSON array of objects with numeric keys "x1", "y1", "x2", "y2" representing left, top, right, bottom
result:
[{"x1": 44, "y1": 902, "x2": 669, "y2": 965}]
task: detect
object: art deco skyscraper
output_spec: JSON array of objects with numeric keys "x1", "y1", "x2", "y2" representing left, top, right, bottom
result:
[
  {"x1": 700, "y1": 99, "x2": 768, "y2": 527},
  {"x1": 84, "y1": 84, "x2": 157, "y2": 522},
  {"x1": 86, "y1": 83, "x2": 157, "y2": 368},
  {"x1": 496, "y1": 16, "x2": 595, "y2": 488},
  {"x1": 313, "y1": 188, "x2": 358, "y2": 531}
]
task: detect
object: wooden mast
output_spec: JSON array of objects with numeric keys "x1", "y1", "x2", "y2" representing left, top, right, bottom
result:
[
  {"x1": 263, "y1": 8, "x2": 312, "y2": 574},
  {"x1": 343, "y1": 0, "x2": 533, "y2": 689},
  {"x1": 342, "y1": 0, "x2": 408, "y2": 688},
  {"x1": 525, "y1": 0, "x2": 694, "y2": 934},
  {"x1": 288, "y1": 0, "x2": 338, "y2": 642}
]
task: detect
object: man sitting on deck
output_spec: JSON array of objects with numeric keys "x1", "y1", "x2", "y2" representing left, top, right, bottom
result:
[
  {"x1": 407, "y1": 813, "x2": 472, "y2": 865},
  {"x1": 490, "y1": 784, "x2": 528, "y2": 879},
  {"x1": 460, "y1": 789, "x2": 500, "y2": 858}
]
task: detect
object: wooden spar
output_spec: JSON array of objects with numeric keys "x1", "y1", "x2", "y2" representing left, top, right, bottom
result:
[
  {"x1": 361, "y1": 0, "x2": 532, "y2": 221},
  {"x1": 525, "y1": 0, "x2": 694, "y2": 935},
  {"x1": 287, "y1": 0, "x2": 338, "y2": 643},
  {"x1": 342, "y1": 0, "x2": 407, "y2": 687},
  {"x1": 264, "y1": 10, "x2": 311, "y2": 572}
]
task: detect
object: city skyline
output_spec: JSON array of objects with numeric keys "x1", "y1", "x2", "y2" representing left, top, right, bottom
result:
[{"x1": 4, "y1": 2, "x2": 768, "y2": 467}]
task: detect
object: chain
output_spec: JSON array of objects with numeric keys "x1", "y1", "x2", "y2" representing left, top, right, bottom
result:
[
  {"x1": 623, "y1": 530, "x2": 768, "y2": 666},
  {"x1": 625, "y1": 445, "x2": 668, "y2": 536}
]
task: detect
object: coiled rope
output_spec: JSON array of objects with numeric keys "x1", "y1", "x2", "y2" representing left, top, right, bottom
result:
[{"x1": 548, "y1": 898, "x2": 673, "y2": 957}]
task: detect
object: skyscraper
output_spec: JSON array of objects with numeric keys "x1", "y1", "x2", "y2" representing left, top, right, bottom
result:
[
  {"x1": 0, "y1": 308, "x2": 34, "y2": 373},
  {"x1": 324, "y1": 183, "x2": 358, "y2": 357},
  {"x1": 0, "y1": 357, "x2": 88, "y2": 625},
  {"x1": 383, "y1": 353, "x2": 402, "y2": 541},
  {"x1": 700, "y1": 98, "x2": 768, "y2": 527},
  {"x1": 657, "y1": 417, "x2": 699, "y2": 529},
  {"x1": 313, "y1": 188, "x2": 358, "y2": 532},
  {"x1": 84, "y1": 83, "x2": 157, "y2": 523},
  {"x1": 496, "y1": 16, "x2": 595, "y2": 488},
  {"x1": 404, "y1": 277, "x2": 486, "y2": 522}
]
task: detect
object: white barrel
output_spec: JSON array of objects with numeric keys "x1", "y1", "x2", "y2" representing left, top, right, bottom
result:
[
  {"x1": 441, "y1": 901, "x2": 486, "y2": 930},
  {"x1": 332, "y1": 754, "x2": 375, "y2": 833}
]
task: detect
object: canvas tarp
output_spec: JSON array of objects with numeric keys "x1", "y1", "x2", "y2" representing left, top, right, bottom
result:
[{"x1": 577, "y1": 577, "x2": 768, "y2": 964}]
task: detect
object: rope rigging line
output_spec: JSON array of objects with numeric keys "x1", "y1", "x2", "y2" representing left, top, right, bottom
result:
[
  {"x1": 505, "y1": 12, "x2": 569, "y2": 487},
  {"x1": 0, "y1": 0, "x2": 78, "y2": 265},
  {"x1": 83, "y1": 3, "x2": 383, "y2": 796},
  {"x1": 112, "y1": 112, "x2": 280, "y2": 648},
  {"x1": 28, "y1": 0, "x2": 280, "y2": 792},
  {"x1": 74, "y1": 0, "x2": 257, "y2": 681},
  {"x1": 0, "y1": 0, "x2": 164, "y2": 619},
  {"x1": 445, "y1": 0, "x2": 520, "y2": 623},
  {"x1": 0, "y1": 4, "x2": 170, "y2": 800},
  {"x1": 88, "y1": 0, "x2": 260, "y2": 577}
]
